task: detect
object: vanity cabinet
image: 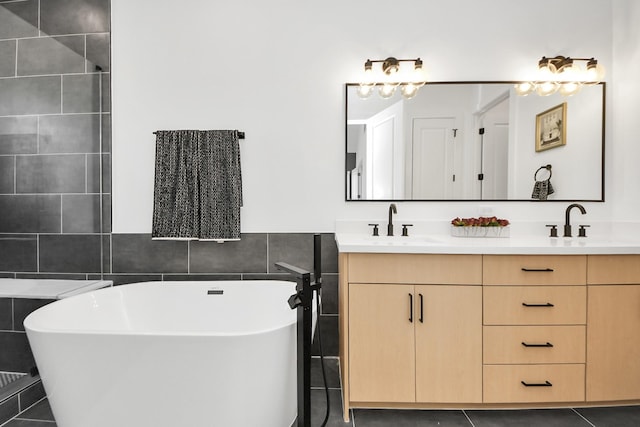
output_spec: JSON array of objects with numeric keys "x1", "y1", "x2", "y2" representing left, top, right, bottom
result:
[
  {"x1": 338, "y1": 251, "x2": 640, "y2": 421},
  {"x1": 340, "y1": 253, "x2": 482, "y2": 419},
  {"x1": 586, "y1": 255, "x2": 640, "y2": 402},
  {"x1": 482, "y1": 255, "x2": 587, "y2": 403}
]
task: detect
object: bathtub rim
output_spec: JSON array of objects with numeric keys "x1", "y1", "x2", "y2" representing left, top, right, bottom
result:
[{"x1": 24, "y1": 280, "x2": 316, "y2": 338}]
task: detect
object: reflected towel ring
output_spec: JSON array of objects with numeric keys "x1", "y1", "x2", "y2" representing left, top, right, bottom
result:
[{"x1": 534, "y1": 164, "x2": 552, "y2": 181}]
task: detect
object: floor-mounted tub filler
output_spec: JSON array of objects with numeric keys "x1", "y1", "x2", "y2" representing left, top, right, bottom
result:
[{"x1": 25, "y1": 280, "x2": 314, "y2": 427}]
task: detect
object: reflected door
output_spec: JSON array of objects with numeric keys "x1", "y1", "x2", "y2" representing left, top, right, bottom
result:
[
  {"x1": 411, "y1": 118, "x2": 456, "y2": 199},
  {"x1": 365, "y1": 102, "x2": 404, "y2": 199}
]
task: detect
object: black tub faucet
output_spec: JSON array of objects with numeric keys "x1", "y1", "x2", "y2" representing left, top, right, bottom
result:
[
  {"x1": 564, "y1": 203, "x2": 587, "y2": 237},
  {"x1": 387, "y1": 203, "x2": 397, "y2": 236}
]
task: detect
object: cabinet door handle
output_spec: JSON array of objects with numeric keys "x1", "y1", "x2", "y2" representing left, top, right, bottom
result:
[
  {"x1": 409, "y1": 293, "x2": 413, "y2": 323},
  {"x1": 419, "y1": 293, "x2": 424, "y2": 323},
  {"x1": 522, "y1": 341, "x2": 554, "y2": 348},
  {"x1": 521, "y1": 268, "x2": 554, "y2": 272},
  {"x1": 521, "y1": 380, "x2": 552, "y2": 387},
  {"x1": 522, "y1": 302, "x2": 555, "y2": 307}
]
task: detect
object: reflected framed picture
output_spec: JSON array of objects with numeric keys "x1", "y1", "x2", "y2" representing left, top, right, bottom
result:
[{"x1": 535, "y1": 102, "x2": 567, "y2": 152}]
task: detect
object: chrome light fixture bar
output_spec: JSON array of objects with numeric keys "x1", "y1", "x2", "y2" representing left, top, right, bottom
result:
[
  {"x1": 515, "y1": 55, "x2": 606, "y2": 97},
  {"x1": 357, "y1": 57, "x2": 427, "y2": 99}
]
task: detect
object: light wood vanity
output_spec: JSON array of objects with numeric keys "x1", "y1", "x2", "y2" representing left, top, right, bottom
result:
[{"x1": 338, "y1": 251, "x2": 640, "y2": 421}]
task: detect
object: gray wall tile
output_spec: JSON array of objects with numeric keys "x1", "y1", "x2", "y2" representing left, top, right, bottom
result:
[
  {"x1": 190, "y1": 234, "x2": 267, "y2": 273},
  {"x1": 101, "y1": 194, "x2": 111, "y2": 233},
  {"x1": 86, "y1": 33, "x2": 110, "y2": 72},
  {"x1": 320, "y1": 273, "x2": 338, "y2": 315},
  {"x1": 102, "y1": 113, "x2": 111, "y2": 151},
  {"x1": 87, "y1": 153, "x2": 111, "y2": 193},
  {"x1": 16, "y1": 154, "x2": 86, "y2": 193},
  {"x1": 0, "y1": 298, "x2": 11, "y2": 330},
  {"x1": 18, "y1": 381, "x2": 46, "y2": 412},
  {"x1": 63, "y1": 74, "x2": 107, "y2": 113},
  {"x1": 0, "y1": 76, "x2": 61, "y2": 116},
  {"x1": 13, "y1": 298, "x2": 54, "y2": 331},
  {"x1": 312, "y1": 315, "x2": 338, "y2": 357},
  {"x1": 62, "y1": 194, "x2": 100, "y2": 233},
  {"x1": 112, "y1": 234, "x2": 188, "y2": 273},
  {"x1": 40, "y1": 0, "x2": 110, "y2": 35},
  {"x1": 102, "y1": 274, "x2": 162, "y2": 286},
  {"x1": 0, "y1": 195, "x2": 61, "y2": 233},
  {"x1": 39, "y1": 234, "x2": 102, "y2": 273},
  {"x1": 0, "y1": 331, "x2": 34, "y2": 372},
  {"x1": 0, "y1": 394, "x2": 19, "y2": 425},
  {"x1": 17, "y1": 36, "x2": 85, "y2": 76},
  {"x1": 0, "y1": 156, "x2": 14, "y2": 193},
  {"x1": 268, "y1": 233, "x2": 337, "y2": 274},
  {"x1": 16, "y1": 273, "x2": 86, "y2": 280},
  {"x1": 0, "y1": 238, "x2": 37, "y2": 272},
  {"x1": 39, "y1": 114, "x2": 101, "y2": 153},
  {"x1": 0, "y1": 117, "x2": 38, "y2": 155},
  {"x1": 0, "y1": 0, "x2": 38, "y2": 39},
  {"x1": 163, "y1": 274, "x2": 242, "y2": 281},
  {"x1": 0, "y1": 40, "x2": 16, "y2": 77}
]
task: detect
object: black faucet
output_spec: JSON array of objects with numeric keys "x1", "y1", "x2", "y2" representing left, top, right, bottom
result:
[
  {"x1": 387, "y1": 203, "x2": 397, "y2": 236},
  {"x1": 564, "y1": 203, "x2": 587, "y2": 237}
]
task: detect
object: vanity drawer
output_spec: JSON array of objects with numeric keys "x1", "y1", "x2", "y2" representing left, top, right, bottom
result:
[
  {"x1": 483, "y1": 255, "x2": 586, "y2": 286},
  {"x1": 484, "y1": 325, "x2": 586, "y2": 364},
  {"x1": 347, "y1": 253, "x2": 482, "y2": 285},
  {"x1": 483, "y1": 364, "x2": 585, "y2": 403},
  {"x1": 587, "y1": 255, "x2": 640, "y2": 284},
  {"x1": 484, "y1": 286, "x2": 586, "y2": 325}
]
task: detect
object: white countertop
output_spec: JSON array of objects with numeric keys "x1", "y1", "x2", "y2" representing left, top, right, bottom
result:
[
  {"x1": 0, "y1": 279, "x2": 113, "y2": 299},
  {"x1": 335, "y1": 221, "x2": 640, "y2": 255}
]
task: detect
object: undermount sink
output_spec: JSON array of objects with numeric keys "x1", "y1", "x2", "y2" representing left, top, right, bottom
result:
[{"x1": 363, "y1": 235, "x2": 444, "y2": 245}]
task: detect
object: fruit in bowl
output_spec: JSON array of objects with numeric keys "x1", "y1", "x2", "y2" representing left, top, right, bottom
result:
[{"x1": 451, "y1": 216, "x2": 510, "y2": 227}]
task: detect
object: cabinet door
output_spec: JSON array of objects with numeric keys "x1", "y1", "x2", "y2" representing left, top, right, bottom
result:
[
  {"x1": 349, "y1": 283, "x2": 415, "y2": 402},
  {"x1": 587, "y1": 285, "x2": 640, "y2": 401},
  {"x1": 415, "y1": 285, "x2": 482, "y2": 403}
]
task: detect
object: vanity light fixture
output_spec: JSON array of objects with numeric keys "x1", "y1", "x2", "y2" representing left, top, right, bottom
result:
[
  {"x1": 357, "y1": 57, "x2": 427, "y2": 99},
  {"x1": 515, "y1": 56, "x2": 605, "y2": 97}
]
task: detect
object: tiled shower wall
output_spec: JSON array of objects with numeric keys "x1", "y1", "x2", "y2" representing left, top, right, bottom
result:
[
  {"x1": 0, "y1": 1, "x2": 339, "y2": 359},
  {"x1": 0, "y1": 0, "x2": 111, "y2": 274},
  {"x1": 0, "y1": 0, "x2": 112, "y2": 374}
]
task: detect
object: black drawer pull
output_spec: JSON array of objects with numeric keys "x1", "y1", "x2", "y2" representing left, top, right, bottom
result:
[
  {"x1": 521, "y1": 268, "x2": 554, "y2": 272},
  {"x1": 522, "y1": 342, "x2": 554, "y2": 348},
  {"x1": 419, "y1": 293, "x2": 424, "y2": 323},
  {"x1": 522, "y1": 302, "x2": 555, "y2": 307},
  {"x1": 521, "y1": 380, "x2": 552, "y2": 387},
  {"x1": 409, "y1": 293, "x2": 413, "y2": 323}
]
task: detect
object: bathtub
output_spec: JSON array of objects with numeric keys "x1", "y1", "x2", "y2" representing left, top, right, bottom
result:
[{"x1": 24, "y1": 280, "x2": 312, "y2": 427}]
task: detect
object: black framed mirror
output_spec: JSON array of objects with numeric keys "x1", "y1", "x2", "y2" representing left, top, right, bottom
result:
[{"x1": 345, "y1": 81, "x2": 605, "y2": 202}]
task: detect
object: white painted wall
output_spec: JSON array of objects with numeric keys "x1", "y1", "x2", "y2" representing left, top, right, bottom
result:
[
  {"x1": 112, "y1": 0, "x2": 619, "y2": 233},
  {"x1": 610, "y1": 0, "x2": 640, "y2": 220}
]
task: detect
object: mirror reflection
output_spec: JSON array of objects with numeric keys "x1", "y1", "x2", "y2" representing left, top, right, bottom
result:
[{"x1": 345, "y1": 82, "x2": 605, "y2": 201}]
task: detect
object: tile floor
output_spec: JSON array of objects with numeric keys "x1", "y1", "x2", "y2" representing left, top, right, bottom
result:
[{"x1": 4, "y1": 358, "x2": 640, "y2": 427}]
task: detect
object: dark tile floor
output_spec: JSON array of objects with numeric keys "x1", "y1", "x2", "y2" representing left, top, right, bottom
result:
[{"x1": 5, "y1": 358, "x2": 640, "y2": 427}]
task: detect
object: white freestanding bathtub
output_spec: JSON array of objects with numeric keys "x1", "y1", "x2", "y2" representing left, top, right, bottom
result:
[{"x1": 24, "y1": 280, "x2": 311, "y2": 427}]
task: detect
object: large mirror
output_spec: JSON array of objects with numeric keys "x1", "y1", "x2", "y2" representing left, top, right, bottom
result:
[{"x1": 345, "y1": 82, "x2": 605, "y2": 201}]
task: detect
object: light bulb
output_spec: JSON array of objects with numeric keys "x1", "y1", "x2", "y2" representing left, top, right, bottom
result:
[
  {"x1": 411, "y1": 67, "x2": 427, "y2": 88},
  {"x1": 401, "y1": 83, "x2": 419, "y2": 99},
  {"x1": 514, "y1": 82, "x2": 535, "y2": 96},
  {"x1": 538, "y1": 61, "x2": 558, "y2": 81},
  {"x1": 559, "y1": 62, "x2": 580, "y2": 82},
  {"x1": 536, "y1": 81, "x2": 559, "y2": 96},
  {"x1": 357, "y1": 84, "x2": 374, "y2": 99},
  {"x1": 586, "y1": 63, "x2": 606, "y2": 84},
  {"x1": 379, "y1": 84, "x2": 396, "y2": 99},
  {"x1": 559, "y1": 82, "x2": 582, "y2": 96}
]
